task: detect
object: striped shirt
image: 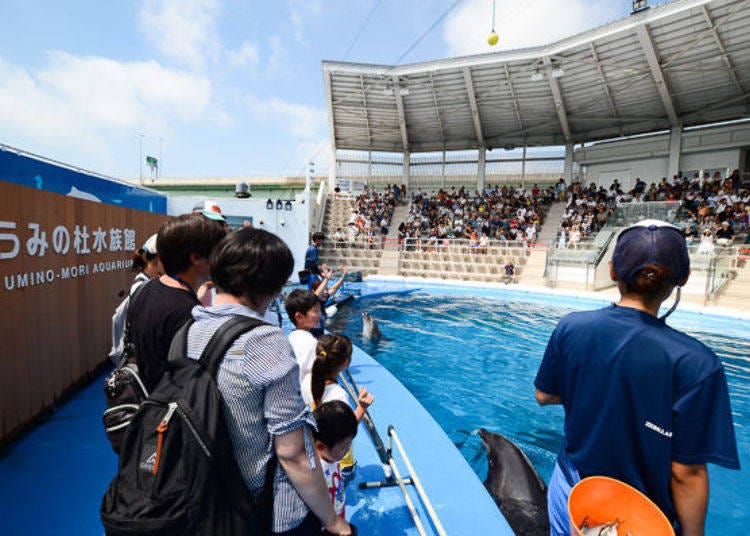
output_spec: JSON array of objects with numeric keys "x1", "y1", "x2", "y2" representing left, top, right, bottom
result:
[{"x1": 187, "y1": 303, "x2": 317, "y2": 533}]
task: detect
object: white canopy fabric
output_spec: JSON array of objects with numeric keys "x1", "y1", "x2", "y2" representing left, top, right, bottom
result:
[{"x1": 323, "y1": 0, "x2": 750, "y2": 153}]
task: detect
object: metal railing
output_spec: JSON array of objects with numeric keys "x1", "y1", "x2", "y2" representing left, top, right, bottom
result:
[
  {"x1": 312, "y1": 180, "x2": 328, "y2": 232},
  {"x1": 400, "y1": 237, "x2": 535, "y2": 254},
  {"x1": 703, "y1": 246, "x2": 740, "y2": 304},
  {"x1": 339, "y1": 372, "x2": 447, "y2": 536}
]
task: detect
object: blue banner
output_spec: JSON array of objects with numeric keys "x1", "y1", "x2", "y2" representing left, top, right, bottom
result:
[{"x1": 0, "y1": 148, "x2": 167, "y2": 214}]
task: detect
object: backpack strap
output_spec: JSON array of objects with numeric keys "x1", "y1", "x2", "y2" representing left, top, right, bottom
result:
[
  {"x1": 197, "y1": 316, "x2": 268, "y2": 377},
  {"x1": 193, "y1": 315, "x2": 276, "y2": 533},
  {"x1": 119, "y1": 281, "x2": 149, "y2": 367}
]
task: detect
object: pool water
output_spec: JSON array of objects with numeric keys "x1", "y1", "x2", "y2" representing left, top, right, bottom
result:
[{"x1": 327, "y1": 292, "x2": 749, "y2": 534}]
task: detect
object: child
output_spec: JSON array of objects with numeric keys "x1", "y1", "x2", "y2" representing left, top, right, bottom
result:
[
  {"x1": 285, "y1": 289, "x2": 322, "y2": 385},
  {"x1": 303, "y1": 334, "x2": 374, "y2": 479},
  {"x1": 313, "y1": 401, "x2": 358, "y2": 519},
  {"x1": 310, "y1": 266, "x2": 348, "y2": 337}
]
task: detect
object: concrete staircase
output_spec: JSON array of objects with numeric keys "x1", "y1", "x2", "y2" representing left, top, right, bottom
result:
[
  {"x1": 517, "y1": 202, "x2": 565, "y2": 285},
  {"x1": 378, "y1": 250, "x2": 400, "y2": 276},
  {"x1": 517, "y1": 250, "x2": 547, "y2": 285},
  {"x1": 537, "y1": 201, "x2": 566, "y2": 245},
  {"x1": 383, "y1": 203, "x2": 410, "y2": 250},
  {"x1": 317, "y1": 196, "x2": 383, "y2": 277}
]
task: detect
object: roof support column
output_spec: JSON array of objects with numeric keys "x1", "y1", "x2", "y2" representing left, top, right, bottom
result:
[
  {"x1": 564, "y1": 143, "x2": 574, "y2": 184},
  {"x1": 324, "y1": 69, "x2": 338, "y2": 193},
  {"x1": 403, "y1": 151, "x2": 411, "y2": 191},
  {"x1": 521, "y1": 146, "x2": 527, "y2": 189},
  {"x1": 478, "y1": 147, "x2": 486, "y2": 194},
  {"x1": 328, "y1": 146, "x2": 337, "y2": 193},
  {"x1": 368, "y1": 150, "x2": 373, "y2": 184},
  {"x1": 668, "y1": 126, "x2": 682, "y2": 180},
  {"x1": 442, "y1": 150, "x2": 446, "y2": 190}
]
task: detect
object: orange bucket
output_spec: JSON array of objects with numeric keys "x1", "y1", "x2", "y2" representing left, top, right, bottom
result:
[{"x1": 568, "y1": 476, "x2": 674, "y2": 535}]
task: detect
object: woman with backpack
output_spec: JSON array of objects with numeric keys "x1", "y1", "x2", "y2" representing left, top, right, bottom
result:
[{"x1": 186, "y1": 228, "x2": 353, "y2": 535}]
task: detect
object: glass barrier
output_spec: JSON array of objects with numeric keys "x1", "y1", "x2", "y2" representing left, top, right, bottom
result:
[{"x1": 704, "y1": 246, "x2": 739, "y2": 303}]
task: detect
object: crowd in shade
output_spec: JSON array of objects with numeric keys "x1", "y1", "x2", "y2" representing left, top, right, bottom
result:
[
  {"x1": 331, "y1": 184, "x2": 405, "y2": 249},
  {"x1": 401, "y1": 184, "x2": 555, "y2": 251},
  {"x1": 556, "y1": 170, "x2": 750, "y2": 249}
]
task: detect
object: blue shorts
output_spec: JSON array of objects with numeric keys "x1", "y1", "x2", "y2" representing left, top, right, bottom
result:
[{"x1": 548, "y1": 452, "x2": 581, "y2": 536}]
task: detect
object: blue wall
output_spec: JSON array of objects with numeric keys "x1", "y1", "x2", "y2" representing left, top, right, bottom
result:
[{"x1": 0, "y1": 148, "x2": 166, "y2": 213}]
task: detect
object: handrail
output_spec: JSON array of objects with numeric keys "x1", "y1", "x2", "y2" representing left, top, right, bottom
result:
[
  {"x1": 401, "y1": 237, "x2": 530, "y2": 251},
  {"x1": 388, "y1": 426, "x2": 448, "y2": 536},
  {"x1": 592, "y1": 230, "x2": 617, "y2": 266},
  {"x1": 384, "y1": 445, "x2": 428, "y2": 536},
  {"x1": 338, "y1": 371, "x2": 446, "y2": 536},
  {"x1": 340, "y1": 370, "x2": 390, "y2": 468},
  {"x1": 315, "y1": 181, "x2": 328, "y2": 232}
]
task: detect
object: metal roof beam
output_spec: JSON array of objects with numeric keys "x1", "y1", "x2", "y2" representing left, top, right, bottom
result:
[
  {"x1": 503, "y1": 64, "x2": 525, "y2": 143},
  {"x1": 463, "y1": 68, "x2": 485, "y2": 147},
  {"x1": 359, "y1": 76, "x2": 373, "y2": 148},
  {"x1": 542, "y1": 56, "x2": 572, "y2": 142},
  {"x1": 636, "y1": 24, "x2": 680, "y2": 127},
  {"x1": 428, "y1": 73, "x2": 445, "y2": 144},
  {"x1": 393, "y1": 77, "x2": 410, "y2": 152},
  {"x1": 324, "y1": 70, "x2": 337, "y2": 149},
  {"x1": 589, "y1": 42, "x2": 622, "y2": 134},
  {"x1": 701, "y1": 4, "x2": 746, "y2": 98}
]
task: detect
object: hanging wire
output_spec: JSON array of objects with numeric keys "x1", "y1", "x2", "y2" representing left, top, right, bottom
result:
[
  {"x1": 393, "y1": 0, "x2": 466, "y2": 65},
  {"x1": 286, "y1": 0, "x2": 387, "y2": 174},
  {"x1": 342, "y1": 0, "x2": 385, "y2": 60},
  {"x1": 491, "y1": 0, "x2": 496, "y2": 32}
]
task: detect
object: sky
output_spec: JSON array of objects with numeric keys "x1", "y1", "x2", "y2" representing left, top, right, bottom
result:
[{"x1": 0, "y1": 0, "x2": 659, "y2": 180}]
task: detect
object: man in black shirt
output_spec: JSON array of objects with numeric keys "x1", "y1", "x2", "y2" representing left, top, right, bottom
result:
[
  {"x1": 715, "y1": 220, "x2": 735, "y2": 247},
  {"x1": 128, "y1": 213, "x2": 226, "y2": 391}
]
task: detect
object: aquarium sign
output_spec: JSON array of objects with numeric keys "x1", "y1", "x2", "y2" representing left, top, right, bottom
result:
[{"x1": 0, "y1": 220, "x2": 138, "y2": 260}]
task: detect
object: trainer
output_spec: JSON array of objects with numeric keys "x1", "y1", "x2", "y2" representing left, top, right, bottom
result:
[{"x1": 535, "y1": 219, "x2": 739, "y2": 535}]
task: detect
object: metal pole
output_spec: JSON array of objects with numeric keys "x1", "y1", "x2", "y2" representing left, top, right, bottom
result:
[
  {"x1": 158, "y1": 137, "x2": 163, "y2": 179},
  {"x1": 138, "y1": 134, "x2": 144, "y2": 184},
  {"x1": 521, "y1": 145, "x2": 527, "y2": 189},
  {"x1": 389, "y1": 427, "x2": 448, "y2": 536}
]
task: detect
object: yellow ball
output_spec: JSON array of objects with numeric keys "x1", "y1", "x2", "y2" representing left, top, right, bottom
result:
[{"x1": 487, "y1": 32, "x2": 499, "y2": 46}]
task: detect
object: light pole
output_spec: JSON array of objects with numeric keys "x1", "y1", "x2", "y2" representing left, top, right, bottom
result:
[
  {"x1": 139, "y1": 133, "x2": 144, "y2": 184},
  {"x1": 158, "y1": 137, "x2": 163, "y2": 179}
]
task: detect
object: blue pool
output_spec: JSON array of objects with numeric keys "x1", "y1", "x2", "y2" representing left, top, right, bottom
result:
[{"x1": 328, "y1": 284, "x2": 749, "y2": 534}]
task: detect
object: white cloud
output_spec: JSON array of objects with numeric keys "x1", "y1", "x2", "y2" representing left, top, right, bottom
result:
[
  {"x1": 444, "y1": 0, "x2": 621, "y2": 56},
  {"x1": 0, "y1": 52, "x2": 213, "y2": 173},
  {"x1": 247, "y1": 95, "x2": 328, "y2": 171},
  {"x1": 138, "y1": 0, "x2": 220, "y2": 71},
  {"x1": 266, "y1": 35, "x2": 288, "y2": 76},
  {"x1": 287, "y1": 0, "x2": 323, "y2": 46},
  {"x1": 225, "y1": 41, "x2": 260, "y2": 69}
]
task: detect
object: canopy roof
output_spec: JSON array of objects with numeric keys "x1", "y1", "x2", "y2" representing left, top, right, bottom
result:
[{"x1": 323, "y1": 0, "x2": 750, "y2": 153}]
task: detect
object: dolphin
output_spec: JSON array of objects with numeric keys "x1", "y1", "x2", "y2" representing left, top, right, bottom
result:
[
  {"x1": 361, "y1": 311, "x2": 382, "y2": 340},
  {"x1": 479, "y1": 428, "x2": 549, "y2": 536},
  {"x1": 66, "y1": 186, "x2": 101, "y2": 203}
]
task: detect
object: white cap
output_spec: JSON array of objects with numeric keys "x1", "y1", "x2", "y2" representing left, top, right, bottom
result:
[{"x1": 142, "y1": 234, "x2": 158, "y2": 255}]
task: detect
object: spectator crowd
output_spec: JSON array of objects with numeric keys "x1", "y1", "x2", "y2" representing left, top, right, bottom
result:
[
  {"x1": 555, "y1": 170, "x2": 750, "y2": 249},
  {"x1": 401, "y1": 184, "x2": 554, "y2": 251}
]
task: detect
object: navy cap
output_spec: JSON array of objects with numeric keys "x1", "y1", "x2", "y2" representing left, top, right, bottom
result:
[{"x1": 612, "y1": 219, "x2": 690, "y2": 286}]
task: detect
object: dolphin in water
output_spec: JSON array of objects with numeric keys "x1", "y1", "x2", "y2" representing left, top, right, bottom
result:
[
  {"x1": 479, "y1": 428, "x2": 549, "y2": 535},
  {"x1": 361, "y1": 311, "x2": 381, "y2": 340}
]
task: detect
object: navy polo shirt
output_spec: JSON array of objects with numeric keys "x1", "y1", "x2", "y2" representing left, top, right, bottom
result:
[{"x1": 535, "y1": 305, "x2": 739, "y2": 522}]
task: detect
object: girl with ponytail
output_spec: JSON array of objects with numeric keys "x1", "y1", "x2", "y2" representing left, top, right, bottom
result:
[{"x1": 302, "y1": 334, "x2": 374, "y2": 480}]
